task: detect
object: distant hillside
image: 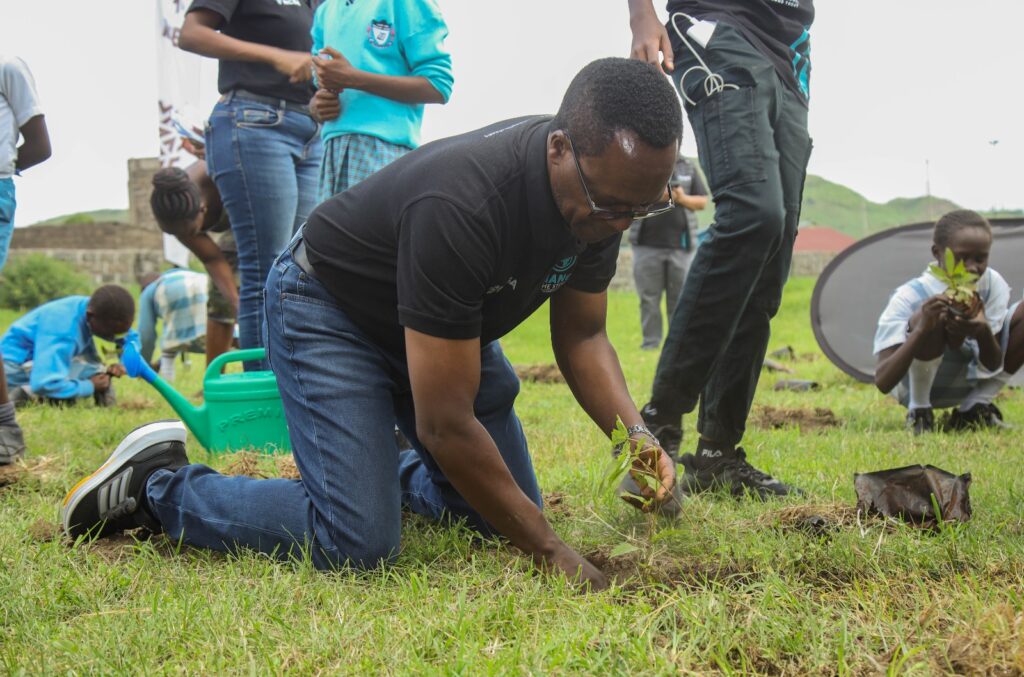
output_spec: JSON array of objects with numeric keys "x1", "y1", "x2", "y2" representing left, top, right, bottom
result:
[
  {"x1": 799, "y1": 175, "x2": 962, "y2": 238},
  {"x1": 29, "y1": 177, "x2": 1024, "y2": 240},
  {"x1": 30, "y1": 208, "x2": 130, "y2": 227}
]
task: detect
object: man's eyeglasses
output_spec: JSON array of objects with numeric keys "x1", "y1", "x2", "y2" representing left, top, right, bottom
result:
[{"x1": 564, "y1": 132, "x2": 675, "y2": 221}]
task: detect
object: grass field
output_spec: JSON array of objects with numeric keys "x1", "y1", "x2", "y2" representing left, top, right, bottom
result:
[{"x1": 1, "y1": 277, "x2": 1022, "y2": 674}]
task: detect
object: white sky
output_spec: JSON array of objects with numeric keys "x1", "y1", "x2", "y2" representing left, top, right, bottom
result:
[{"x1": 2, "y1": 0, "x2": 1022, "y2": 227}]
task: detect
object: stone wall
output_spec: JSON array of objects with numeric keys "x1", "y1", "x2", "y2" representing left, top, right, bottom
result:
[
  {"x1": 8, "y1": 222, "x2": 164, "y2": 285},
  {"x1": 128, "y1": 157, "x2": 163, "y2": 233}
]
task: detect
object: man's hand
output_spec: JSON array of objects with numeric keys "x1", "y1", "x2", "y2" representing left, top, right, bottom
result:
[
  {"x1": 106, "y1": 364, "x2": 127, "y2": 378},
  {"x1": 916, "y1": 295, "x2": 949, "y2": 334},
  {"x1": 272, "y1": 49, "x2": 313, "y2": 83},
  {"x1": 542, "y1": 543, "x2": 609, "y2": 591},
  {"x1": 181, "y1": 134, "x2": 206, "y2": 161},
  {"x1": 629, "y1": 3, "x2": 674, "y2": 73},
  {"x1": 620, "y1": 438, "x2": 676, "y2": 512},
  {"x1": 309, "y1": 88, "x2": 342, "y2": 123},
  {"x1": 946, "y1": 298, "x2": 988, "y2": 339},
  {"x1": 90, "y1": 373, "x2": 111, "y2": 393},
  {"x1": 313, "y1": 47, "x2": 360, "y2": 91}
]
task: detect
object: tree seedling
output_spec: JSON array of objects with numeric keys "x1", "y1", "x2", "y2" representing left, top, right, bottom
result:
[{"x1": 928, "y1": 247, "x2": 979, "y2": 317}]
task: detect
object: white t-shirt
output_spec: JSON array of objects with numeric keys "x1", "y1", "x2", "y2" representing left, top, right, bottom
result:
[
  {"x1": 0, "y1": 56, "x2": 44, "y2": 179},
  {"x1": 874, "y1": 266, "x2": 1011, "y2": 357}
]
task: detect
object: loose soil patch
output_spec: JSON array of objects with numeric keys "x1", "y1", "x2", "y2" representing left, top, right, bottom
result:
[
  {"x1": 27, "y1": 519, "x2": 62, "y2": 543},
  {"x1": 585, "y1": 549, "x2": 753, "y2": 590},
  {"x1": 752, "y1": 405, "x2": 840, "y2": 431},
  {"x1": 118, "y1": 394, "x2": 156, "y2": 411},
  {"x1": 223, "y1": 451, "x2": 301, "y2": 479},
  {"x1": 0, "y1": 463, "x2": 24, "y2": 487},
  {"x1": 514, "y1": 364, "x2": 565, "y2": 384}
]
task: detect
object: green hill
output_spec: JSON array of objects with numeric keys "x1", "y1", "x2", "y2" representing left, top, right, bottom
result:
[
  {"x1": 30, "y1": 208, "x2": 130, "y2": 227},
  {"x1": 29, "y1": 177, "x2": 1024, "y2": 240},
  {"x1": 799, "y1": 175, "x2": 962, "y2": 238}
]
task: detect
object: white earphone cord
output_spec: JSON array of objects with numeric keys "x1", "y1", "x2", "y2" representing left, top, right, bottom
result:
[{"x1": 669, "y1": 12, "x2": 738, "y2": 106}]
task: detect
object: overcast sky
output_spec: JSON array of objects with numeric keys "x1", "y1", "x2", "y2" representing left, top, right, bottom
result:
[{"x1": 2, "y1": 1, "x2": 1022, "y2": 227}]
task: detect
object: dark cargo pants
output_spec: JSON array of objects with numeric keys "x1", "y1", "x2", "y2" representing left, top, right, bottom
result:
[{"x1": 650, "y1": 22, "x2": 813, "y2": 446}]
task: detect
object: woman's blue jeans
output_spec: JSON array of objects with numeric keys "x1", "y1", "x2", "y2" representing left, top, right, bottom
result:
[
  {"x1": 145, "y1": 246, "x2": 542, "y2": 570},
  {"x1": 205, "y1": 93, "x2": 322, "y2": 370}
]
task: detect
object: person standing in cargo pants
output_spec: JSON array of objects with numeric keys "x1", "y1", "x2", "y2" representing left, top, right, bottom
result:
[{"x1": 628, "y1": 0, "x2": 814, "y2": 498}]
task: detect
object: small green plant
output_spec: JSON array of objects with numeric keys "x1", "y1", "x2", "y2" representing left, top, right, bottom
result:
[
  {"x1": 0, "y1": 253, "x2": 92, "y2": 310},
  {"x1": 928, "y1": 247, "x2": 978, "y2": 308}
]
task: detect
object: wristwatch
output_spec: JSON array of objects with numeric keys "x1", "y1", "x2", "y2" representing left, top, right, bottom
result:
[{"x1": 613, "y1": 423, "x2": 660, "y2": 453}]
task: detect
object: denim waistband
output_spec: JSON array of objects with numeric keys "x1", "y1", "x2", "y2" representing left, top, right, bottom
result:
[{"x1": 222, "y1": 89, "x2": 312, "y2": 117}]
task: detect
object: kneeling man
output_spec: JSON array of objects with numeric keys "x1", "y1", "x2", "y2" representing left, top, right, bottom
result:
[{"x1": 63, "y1": 58, "x2": 681, "y2": 589}]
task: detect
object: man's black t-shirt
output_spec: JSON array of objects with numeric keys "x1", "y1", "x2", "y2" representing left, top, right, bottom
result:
[
  {"x1": 303, "y1": 116, "x2": 621, "y2": 355},
  {"x1": 667, "y1": 0, "x2": 814, "y2": 101},
  {"x1": 187, "y1": 0, "x2": 316, "y2": 104}
]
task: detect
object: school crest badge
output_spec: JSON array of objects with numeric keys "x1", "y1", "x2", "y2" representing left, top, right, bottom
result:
[{"x1": 367, "y1": 19, "x2": 395, "y2": 48}]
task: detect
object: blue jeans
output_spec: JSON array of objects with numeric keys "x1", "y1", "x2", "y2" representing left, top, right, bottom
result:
[
  {"x1": 0, "y1": 177, "x2": 15, "y2": 271},
  {"x1": 205, "y1": 94, "x2": 322, "y2": 370},
  {"x1": 145, "y1": 246, "x2": 541, "y2": 569}
]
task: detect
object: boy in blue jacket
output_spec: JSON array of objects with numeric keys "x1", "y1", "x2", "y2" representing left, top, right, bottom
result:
[
  {"x1": 1, "y1": 285, "x2": 136, "y2": 409},
  {"x1": 308, "y1": 0, "x2": 453, "y2": 201}
]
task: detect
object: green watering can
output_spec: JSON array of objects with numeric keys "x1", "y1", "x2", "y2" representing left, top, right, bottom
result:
[{"x1": 122, "y1": 343, "x2": 290, "y2": 454}]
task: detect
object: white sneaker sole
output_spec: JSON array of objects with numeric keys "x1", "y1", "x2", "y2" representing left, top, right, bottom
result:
[{"x1": 60, "y1": 420, "x2": 187, "y2": 534}]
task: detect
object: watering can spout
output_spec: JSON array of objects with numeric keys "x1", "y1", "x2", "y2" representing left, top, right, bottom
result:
[{"x1": 122, "y1": 342, "x2": 209, "y2": 448}]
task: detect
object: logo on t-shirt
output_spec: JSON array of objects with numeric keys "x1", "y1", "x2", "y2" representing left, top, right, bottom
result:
[
  {"x1": 368, "y1": 19, "x2": 395, "y2": 48},
  {"x1": 540, "y1": 256, "x2": 577, "y2": 294},
  {"x1": 274, "y1": 0, "x2": 303, "y2": 6}
]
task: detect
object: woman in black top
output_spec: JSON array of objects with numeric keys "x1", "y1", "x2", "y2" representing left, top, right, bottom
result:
[{"x1": 180, "y1": 0, "x2": 322, "y2": 371}]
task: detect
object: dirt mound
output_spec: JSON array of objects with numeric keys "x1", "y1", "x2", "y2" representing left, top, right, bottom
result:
[
  {"x1": 514, "y1": 364, "x2": 565, "y2": 384},
  {"x1": 223, "y1": 451, "x2": 300, "y2": 480},
  {"x1": 0, "y1": 463, "x2": 24, "y2": 487},
  {"x1": 27, "y1": 519, "x2": 62, "y2": 543},
  {"x1": 118, "y1": 395, "x2": 156, "y2": 411},
  {"x1": 752, "y1": 405, "x2": 840, "y2": 431},
  {"x1": 0, "y1": 456, "x2": 59, "y2": 489},
  {"x1": 276, "y1": 455, "x2": 301, "y2": 480},
  {"x1": 585, "y1": 549, "x2": 752, "y2": 590}
]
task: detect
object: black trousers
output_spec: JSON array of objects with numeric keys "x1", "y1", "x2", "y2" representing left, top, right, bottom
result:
[{"x1": 650, "y1": 22, "x2": 813, "y2": 446}]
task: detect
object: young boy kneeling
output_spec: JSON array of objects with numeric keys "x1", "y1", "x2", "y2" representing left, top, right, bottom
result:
[
  {"x1": 874, "y1": 210, "x2": 1012, "y2": 433},
  {"x1": 1, "y1": 286, "x2": 135, "y2": 407}
]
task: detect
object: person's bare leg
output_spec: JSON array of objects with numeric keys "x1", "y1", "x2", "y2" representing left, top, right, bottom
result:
[
  {"x1": 206, "y1": 318, "x2": 234, "y2": 366},
  {"x1": 1004, "y1": 303, "x2": 1024, "y2": 374}
]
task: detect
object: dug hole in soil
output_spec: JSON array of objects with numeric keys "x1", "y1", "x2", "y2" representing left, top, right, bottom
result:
[
  {"x1": 752, "y1": 405, "x2": 840, "y2": 431},
  {"x1": 513, "y1": 364, "x2": 565, "y2": 384}
]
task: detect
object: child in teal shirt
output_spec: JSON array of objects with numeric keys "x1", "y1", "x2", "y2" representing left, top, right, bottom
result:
[{"x1": 310, "y1": 0, "x2": 453, "y2": 201}]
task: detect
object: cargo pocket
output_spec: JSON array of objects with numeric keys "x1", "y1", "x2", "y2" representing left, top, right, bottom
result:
[{"x1": 685, "y1": 66, "x2": 765, "y2": 194}]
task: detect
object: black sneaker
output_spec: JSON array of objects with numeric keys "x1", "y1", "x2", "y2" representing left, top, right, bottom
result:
[
  {"x1": 640, "y1": 402, "x2": 682, "y2": 461},
  {"x1": 944, "y1": 403, "x2": 1011, "y2": 431},
  {"x1": 680, "y1": 446, "x2": 800, "y2": 499},
  {"x1": 61, "y1": 420, "x2": 188, "y2": 540},
  {"x1": 906, "y1": 407, "x2": 934, "y2": 435},
  {"x1": 93, "y1": 383, "x2": 117, "y2": 408}
]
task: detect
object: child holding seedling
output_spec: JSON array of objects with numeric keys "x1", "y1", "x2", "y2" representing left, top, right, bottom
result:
[
  {"x1": 1, "y1": 286, "x2": 136, "y2": 408},
  {"x1": 874, "y1": 210, "x2": 1012, "y2": 433}
]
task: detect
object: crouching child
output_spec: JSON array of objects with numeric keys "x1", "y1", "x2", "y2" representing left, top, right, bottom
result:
[
  {"x1": 874, "y1": 210, "x2": 1012, "y2": 433},
  {"x1": 1, "y1": 285, "x2": 136, "y2": 407}
]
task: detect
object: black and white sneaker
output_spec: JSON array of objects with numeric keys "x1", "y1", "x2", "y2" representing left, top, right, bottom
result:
[
  {"x1": 640, "y1": 402, "x2": 682, "y2": 462},
  {"x1": 61, "y1": 420, "x2": 189, "y2": 540},
  {"x1": 680, "y1": 445, "x2": 801, "y2": 499},
  {"x1": 906, "y1": 407, "x2": 935, "y2": 435},
  {"x1": 943, "y1": 403, "x2": 1012, "y2": 431}
]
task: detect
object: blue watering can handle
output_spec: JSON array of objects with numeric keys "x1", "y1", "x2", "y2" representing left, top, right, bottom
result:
[
  {"x1": 122, "y1": 342, "x2": 157, "y2": 383},
  {"x1": 204, "y1": 348, "x2": 268, "y2": 381}
]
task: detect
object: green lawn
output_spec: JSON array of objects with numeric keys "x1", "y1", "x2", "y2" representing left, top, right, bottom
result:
[{"x1": 1, "y1": 278, "x2": 1022, "y2": 674}]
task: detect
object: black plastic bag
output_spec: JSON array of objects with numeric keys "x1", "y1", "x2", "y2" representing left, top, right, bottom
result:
[{"x1": 854, "y1": 464, "x2": 972, "y2": 528}]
